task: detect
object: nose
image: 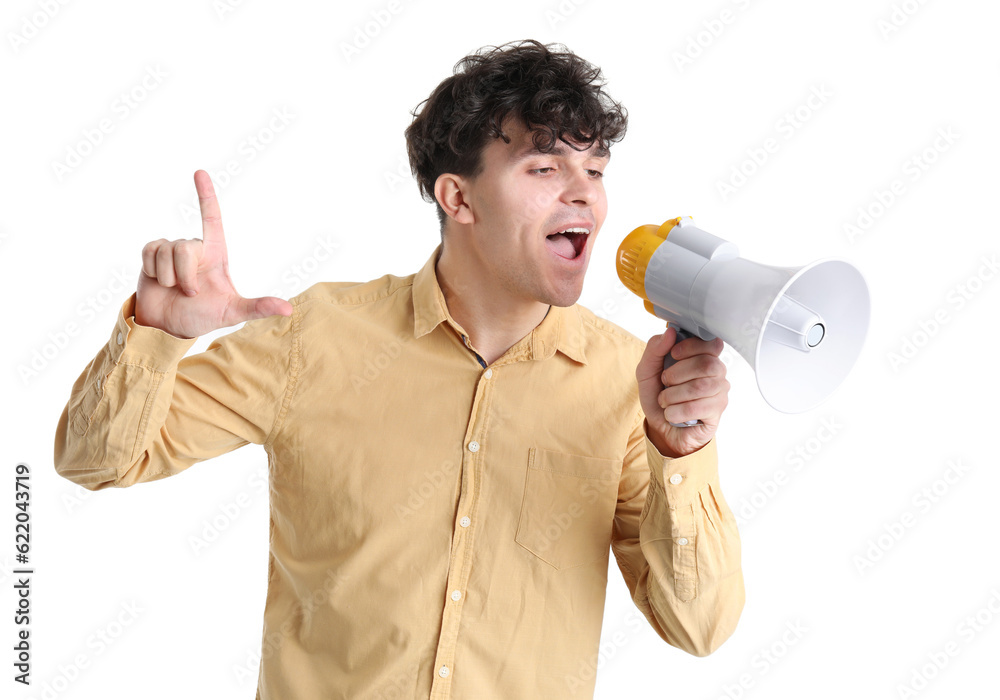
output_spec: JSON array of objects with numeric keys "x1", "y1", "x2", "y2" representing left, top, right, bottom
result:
[{"x1": 561, "y1": 166, "x2": 600, "y2": 207}]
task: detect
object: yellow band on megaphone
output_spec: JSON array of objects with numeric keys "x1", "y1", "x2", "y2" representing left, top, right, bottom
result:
[{"x1": 615, "y1": 217, "x2": 684, "y2": 304}]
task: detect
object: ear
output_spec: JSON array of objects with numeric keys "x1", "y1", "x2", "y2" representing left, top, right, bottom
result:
[{"x1": 434, "y1": 173, "x2": 475, "y2": 225}]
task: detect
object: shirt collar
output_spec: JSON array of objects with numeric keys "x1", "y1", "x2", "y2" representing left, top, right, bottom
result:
[{"x1": 411, "y1": 244, "x2": 588, "y2": 365}]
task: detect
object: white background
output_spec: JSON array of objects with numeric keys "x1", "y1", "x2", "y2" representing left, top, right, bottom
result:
[{"x1": 2, "y1": 0, "x2": 999, "y2": 698}]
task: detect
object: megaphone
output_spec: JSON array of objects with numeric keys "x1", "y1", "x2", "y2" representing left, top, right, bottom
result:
[{"x1": 617, "y1": 216, "x2": 870, "y2": 422}]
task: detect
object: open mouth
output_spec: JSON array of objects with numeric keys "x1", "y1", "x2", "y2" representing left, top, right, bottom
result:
[{"x1": 545, "y1": 227, "x2": 590, "y2": 260}]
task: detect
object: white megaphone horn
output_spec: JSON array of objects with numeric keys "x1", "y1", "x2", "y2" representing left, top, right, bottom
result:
[{"x1": 617, "y1": 216, "x2": 870, "y2": 425}]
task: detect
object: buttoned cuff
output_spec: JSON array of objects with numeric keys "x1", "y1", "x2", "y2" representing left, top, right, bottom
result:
[
  {"x1": 644, "y1": 422, "x2": 718, "y2": 507},
  {"x1": 114, "y1": 293, "x2": 197, "y2": 369}
]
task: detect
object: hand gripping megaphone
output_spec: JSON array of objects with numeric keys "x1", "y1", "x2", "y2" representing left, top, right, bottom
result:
[{"x1": 617, "y1": 216, "x2": 870, "y2": 425}]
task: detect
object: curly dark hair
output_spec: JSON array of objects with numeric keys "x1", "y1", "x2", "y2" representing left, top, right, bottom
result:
[{"x1": 405, "y1": 39, "x2": 628, "y2": 231}]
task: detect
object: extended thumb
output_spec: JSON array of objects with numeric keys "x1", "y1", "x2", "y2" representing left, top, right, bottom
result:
[{"x1": 239, "y1": 296, "x2": 293, "y2": 322}]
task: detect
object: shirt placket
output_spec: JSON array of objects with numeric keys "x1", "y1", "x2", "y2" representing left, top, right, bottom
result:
[{"x1": 428, "y1": 360, "x2": 495, "y2": 698}]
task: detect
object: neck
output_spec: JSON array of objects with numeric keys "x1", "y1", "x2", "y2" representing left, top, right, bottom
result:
[{"x1": 435, "y1": 241, "x2": 550, "y2": 366}]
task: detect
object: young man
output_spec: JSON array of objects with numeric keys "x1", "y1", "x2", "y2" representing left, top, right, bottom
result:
[{"x1": 55, "y1": 40, "x2": 743, "y2": 699}]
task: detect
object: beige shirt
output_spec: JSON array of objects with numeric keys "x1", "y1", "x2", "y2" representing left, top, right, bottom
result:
[{"x1": 54, "y1": 245, "x2": 744, "y2": 699}]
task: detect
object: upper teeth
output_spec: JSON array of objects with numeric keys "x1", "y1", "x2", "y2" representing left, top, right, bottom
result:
[{"x1": 561, "y1": 227, "x2": 590, "y2": 234}]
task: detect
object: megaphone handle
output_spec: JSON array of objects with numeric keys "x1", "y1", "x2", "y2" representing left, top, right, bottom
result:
[{"x1": 663, "y1": 324, "x2": 702, "y2": 428}]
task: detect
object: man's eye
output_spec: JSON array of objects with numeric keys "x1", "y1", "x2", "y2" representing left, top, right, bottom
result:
[{"x1": 528, "y1": 167, "x2": 603, "y2": 177}]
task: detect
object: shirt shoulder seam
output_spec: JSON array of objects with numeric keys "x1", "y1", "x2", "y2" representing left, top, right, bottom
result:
[
  {"x1": 264, "y1": 297, "x2": 304, "y2": 446},
  {"x1": 291, "y1": 276, "x2": 416, "y2": 309},
  {"x1": 264, "y1": 279, "x2": 417, "y2": 443},
  {"x1": 578, "y1": 308, "x2": 645, "y2": 350}
]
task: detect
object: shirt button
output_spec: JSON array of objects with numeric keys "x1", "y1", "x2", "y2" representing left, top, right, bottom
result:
[
  {"x1": 116, "y1": 332, "x2": 124, "y2": 345},
  {"x1": 468, "y1": 441, "x2": 480, "y2": 453},
  {"x1": 677, "y1": 538, "x2": 689, "y2": 546},
  {"x1": 460, "y1": 516, "x2": 471, "y2": 528},
  {"x1": 483, "y1": 368, "x2": 493, "y2": 379},
  {"x1": 669, "y1": 473, "x2": 683, "y2": 485},
  {"x1": 438, "y1": 665, "x2": 450, "y2": 678},
  {"x1": 450, "y1": 590, "x2": 462, "y2": 601}
]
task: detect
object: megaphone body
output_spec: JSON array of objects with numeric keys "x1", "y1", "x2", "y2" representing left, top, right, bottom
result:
[{"x1": 617, "y1": 216, "x2": 870, "y2": 418}]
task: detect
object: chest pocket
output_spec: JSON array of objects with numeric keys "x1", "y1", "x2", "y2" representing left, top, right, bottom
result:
[{"x1": 515, "y1": 447, "x2": 621, "y2": 570}]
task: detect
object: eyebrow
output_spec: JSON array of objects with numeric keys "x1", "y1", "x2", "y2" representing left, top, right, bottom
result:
[{"x1": 511, "y1": 142, "x2": 611, "y2": 163}]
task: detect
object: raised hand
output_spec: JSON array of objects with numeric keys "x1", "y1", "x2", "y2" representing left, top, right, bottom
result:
[{"x1": 134, "y1": 170, "x2": 292, "y2": 339}]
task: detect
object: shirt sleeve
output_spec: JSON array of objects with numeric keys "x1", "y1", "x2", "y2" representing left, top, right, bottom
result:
[
  {"x1": 611, "y1": 409, "x2": 745, "y2": 656},
  {"x1": 53, "y1": 293, "x2": 297, "y2": 490}
]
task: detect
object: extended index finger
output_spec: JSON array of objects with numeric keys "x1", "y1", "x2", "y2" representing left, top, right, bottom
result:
[{"x1": 194, "y1": 169, "x2": 225, "y2": 244}]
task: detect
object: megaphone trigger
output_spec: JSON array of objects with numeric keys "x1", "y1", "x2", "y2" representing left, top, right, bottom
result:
[{"x1": 662, "y1": 324, "x2": 702, "y2": 428}]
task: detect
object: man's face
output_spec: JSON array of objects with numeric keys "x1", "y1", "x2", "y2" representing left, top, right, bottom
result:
[{"x1": 452, "y1": 118, "x2": 610, "y2": 308}]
